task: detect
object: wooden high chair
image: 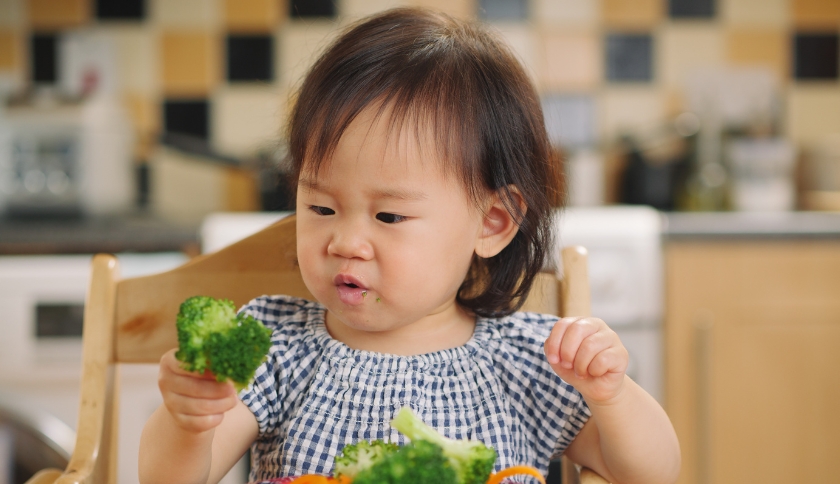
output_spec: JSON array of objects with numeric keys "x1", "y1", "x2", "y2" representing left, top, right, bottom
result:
[{"x1": 24, "y1": 214, "x2": 608, "y2": 484}]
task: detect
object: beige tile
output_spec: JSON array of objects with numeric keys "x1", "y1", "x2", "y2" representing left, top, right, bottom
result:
[
  {"x1": 110, "y1": 27, "x2": 157, "y2": 94},
  {"x1": 224, "y1": 0, "x2": 280, "y2": 31},
  {"x1": 533, "y1": 0, "x2": 599, "y2": 27},
  {"x1": 160, "y1": 31, "x2": 220, "y2": 96},
  {"x1": 27, "y1": 0, "x2": 88, "y2": 29},
  {"x1": 726, "y1": 28, "x2": 788, "y2": 82},
  {"x1": 792, "y1": 0, "x2": 840, "y2": 29},
  {"x1": 278, "y1": 21, "x2": 339, "y2": 87},
  {"x1": 341, "y1": 0, "x2": 404, "y2": 20},
  {"x1": 407, "y1": 0, "x2": 475, "y2": 19},
  {"x1": 540, "y1": 31, "x2": 601, "y2": 90},
  {"x1": 494, "y1": 23, "x2": 540, "y2": 85},
  {"x1": 0, "y1": 29, "x2": 20, "y2": 70},
  {"x1": 721, "y1": 0, "x2": 788, "y2": 27},
  {"x1": 659, "y1": 24, "x2": 725, "y2": 88},
  {"x1": 599, "y1": 86, "x2": 666, "y2": 140},
  {"x1": 211, "y1": 86, "x2": 284, "y2": 157},
  {"x1": 152, "y1": 0, "x2": 220, "y2": 27},
  {"x1": 602, "y1": 0, "x2": 662, "y2": 29},
  {"x1": 786, "y1": 86, "x2": 840, "y2": 146},
  {"x1": 0, "y1": 0, "x2": 24, "y2": 27}
]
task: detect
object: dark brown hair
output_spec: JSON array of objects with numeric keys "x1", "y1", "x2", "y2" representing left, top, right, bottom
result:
[{"x1": 288, "y1": 7, "x2": 563, "y2": 317}]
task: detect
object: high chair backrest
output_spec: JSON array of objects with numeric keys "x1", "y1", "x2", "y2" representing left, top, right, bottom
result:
[{"x1": 25, "y1": 214, "x2": 608, "y2": 484}]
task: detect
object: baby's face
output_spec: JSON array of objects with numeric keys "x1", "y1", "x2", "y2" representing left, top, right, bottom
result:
[{"x1": 295, "y1": 106, "x2": 485, "y2": 354}]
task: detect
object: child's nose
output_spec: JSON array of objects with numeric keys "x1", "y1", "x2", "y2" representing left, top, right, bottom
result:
[{"x1": 327, "y1": 221, "x2": 374, "y2": 260}]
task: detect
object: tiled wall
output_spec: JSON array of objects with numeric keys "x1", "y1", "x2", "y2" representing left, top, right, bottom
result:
[{"x1": 1, "y1": 0, "x2": 839, "y2": 162}]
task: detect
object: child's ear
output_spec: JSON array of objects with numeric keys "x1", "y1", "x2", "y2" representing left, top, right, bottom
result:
[{"x1": 475, "y1": 187, "x2": 526, "y2": 258}]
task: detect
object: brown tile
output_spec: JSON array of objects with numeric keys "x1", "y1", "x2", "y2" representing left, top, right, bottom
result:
[
  {"x1": 224, "y1": 0, "x2": 281, "y2": 31},
  {"x1": 792, "y1": 0, "x2": 840, "y2": 29},
  {"x1": 0, "y1": 29, "x2": 20, "y2": 70},
  {"x1": 27, "y1": 0, "x2": 89, "y2": 29},
  {"x1": 726, "y1": 28, "x2": 788, "y2": 81},
  {"x1": 602, "y1": 0, "x2": 663, "y2": 29},
  {"x1": 160, "y1": 31, "x2": 219, "y2": 96}
]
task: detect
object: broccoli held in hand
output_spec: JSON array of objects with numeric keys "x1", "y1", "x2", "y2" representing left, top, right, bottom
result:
[
  {"x1": 336, "y1": 440, "x2": 456, "y2": 484},
  {"x1": 391, "y1": 407, "x2": 497, "y2": 484},
  {"x1": 175, "y1": 295, "x2": 272, "y2": 391}
]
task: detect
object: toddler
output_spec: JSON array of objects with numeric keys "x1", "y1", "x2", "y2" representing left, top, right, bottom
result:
[{"x1": 139, "y1": 8, "x2": 680, "y2": 484}]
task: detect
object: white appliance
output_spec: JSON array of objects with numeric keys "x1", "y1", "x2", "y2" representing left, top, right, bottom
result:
[
  {"x1": 200, "y1": 207, "x2": 665, "y2": 403},
  {"x1": 0, "y1": 94, "x2": 134, "y2": 217},
  {"x1": 0, "y1": 252, "x2": 204, "y2": 483},
  {"x1": 553, "y1": 206, "x2": 664, "y2": 403}
]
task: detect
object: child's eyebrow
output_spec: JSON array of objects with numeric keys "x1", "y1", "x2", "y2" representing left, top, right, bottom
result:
[{"x1": 299, "y1": 178, "x2": 427, "y2": 201}]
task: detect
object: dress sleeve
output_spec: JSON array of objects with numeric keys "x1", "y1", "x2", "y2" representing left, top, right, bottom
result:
[
  {"x1": 237, "y1": 295, "x2": 312, "y2": 437},
  {"x1": 494, "y1": 312, "x2": 592, "y2": 460}
]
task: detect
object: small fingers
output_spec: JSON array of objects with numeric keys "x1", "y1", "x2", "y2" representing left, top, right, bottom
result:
[{"x1": 558, "y1": 317, "x2": 603, "y2": 369}]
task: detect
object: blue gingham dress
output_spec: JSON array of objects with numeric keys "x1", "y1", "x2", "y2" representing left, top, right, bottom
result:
[{"x1": 239, "y1": 295, "x2": 591, "y2": 482}]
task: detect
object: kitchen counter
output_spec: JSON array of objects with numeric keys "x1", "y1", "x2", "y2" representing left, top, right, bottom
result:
[
  {"x1": 0, "y1": 212, "x2": 200, "y2": 255},
  {"x1": 662, "y1": 210, "x2": 840, "y2": 239}
]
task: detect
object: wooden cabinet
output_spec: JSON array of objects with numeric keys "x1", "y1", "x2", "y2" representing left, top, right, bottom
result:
[{"x1": 665, "y1": 240, "x2": 840, "y2": 484}]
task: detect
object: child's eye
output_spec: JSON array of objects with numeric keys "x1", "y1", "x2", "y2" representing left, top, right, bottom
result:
[
  {"x1": 309, "y1": 205, "x2": 335, "y2": 216},
  {"x1": 376, "y1": 213, "x2": 406, "y2": 224}
]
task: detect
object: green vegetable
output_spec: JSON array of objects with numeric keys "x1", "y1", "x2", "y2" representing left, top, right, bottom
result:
[
  {"x1": 175, "y1": 295, "x2": 272, "y2": 391},
  {"x1": 391, "y1": 407, "x2": 497, "y2": 484},
  {"x1": 351, "y1": 440, "x2": 457, "y2": 484},
  {"x1": 334, "y1": 440, "x2": 399, "y2": 479}
]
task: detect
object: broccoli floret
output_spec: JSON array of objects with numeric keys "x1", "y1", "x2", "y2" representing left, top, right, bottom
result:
[
  {"x1": 391, "y1": 407, "x2": 497, "y2": 484},
  {"x1": 334, "y1": 440, "x2": 399, "y2": 479},
  {"x1": 352, "y1": 440, "x2": 458, "y2": 484},
  {"x1": 175, "y1": 295, "x2": 272, "y2": 391}
]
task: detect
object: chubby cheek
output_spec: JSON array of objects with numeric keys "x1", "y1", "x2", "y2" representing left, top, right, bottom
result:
[{"x1": 295, "y1": 238, "x2": 327, "y2": 298}]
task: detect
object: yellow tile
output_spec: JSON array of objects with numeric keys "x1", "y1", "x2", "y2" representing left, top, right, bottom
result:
[
  {"x1": 408, "y1": 0, "x2": 475, "y2": 19},
  {"x1": 726, "y1": 28, "x2": 788, "y2": 82},
  {"x1": 123, "y1": 92, "x2": 161, "y2": 159},
  {"x1": 600, "y1": 86, "x2": 666, "y2": 140},
  {"x1": 721, "y1": 0, "x2": 787, "y2": 27},
  {"x1": 787, "y1": 86, "x2": 840, "y2": 145},
  {"x1": 533, "y1": 0, "x2": 600, "y2": 26},
  {"x1": 153, "y1": 0, "x2": 219, "y2": 27},
  {"x1": 792, "y1": 0, "x2": 840, "y2": 29},
  {"x1": 0, "y1": 0, "x2": 25, "y2": 27},
  {"x1": 160, "y1": 31, "x2": 219, "y2": 96},
  {"x1": 602, "y1": 0, "x2": 662, "y2": 29},
  {"x1": 541, "y1": 31, "x2": 601, "y2": 90},
  {"x1": 224, "y1": 0, "x2": 280, "y2": 31},
  {"x1": 659, "y1": 24, "x2": 725, "y2": 87},
  {"x1": 211, "y1": 87, "x2": 283, "y2": 157},
  {"x1": 0, "y1": 29, "x2": 20, "y2": 70},
  {"x1": 27, "y1": 0, "x2": 88, "y2": 29}
]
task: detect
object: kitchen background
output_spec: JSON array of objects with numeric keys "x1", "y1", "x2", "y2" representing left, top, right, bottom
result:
[{"x1": 0, "y1": 0, "x2": 839, "y2": 483}]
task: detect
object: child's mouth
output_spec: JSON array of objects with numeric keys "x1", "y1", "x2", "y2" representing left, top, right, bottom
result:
[{"x1": 334, "y1": 274, "x2": 369, "y2": 305}]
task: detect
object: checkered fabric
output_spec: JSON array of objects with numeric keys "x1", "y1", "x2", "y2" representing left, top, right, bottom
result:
[{"x1": 239, "y1": 296, "x2": 591, "y2": 483}]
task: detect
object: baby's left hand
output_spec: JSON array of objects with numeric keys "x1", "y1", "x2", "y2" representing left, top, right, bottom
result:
[{"x1": 544, "y1": 317, "x2": 629, "y2": 405}]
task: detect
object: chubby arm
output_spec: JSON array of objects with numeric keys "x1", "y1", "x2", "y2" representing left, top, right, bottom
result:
[
  {"x1": 545, "y1": 317, "x2": 681, "y2": 484},
  {"x1": 138, "y1": 349, "x2": 259, "y2": 484}
]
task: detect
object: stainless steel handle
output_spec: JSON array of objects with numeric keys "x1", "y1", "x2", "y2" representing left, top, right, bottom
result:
[{"x1": 694, "y1": 309, "x2": 714, "y2": 484}]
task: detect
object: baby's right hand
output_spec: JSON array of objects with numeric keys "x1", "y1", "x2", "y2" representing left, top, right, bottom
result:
[{"x1": 158, "y1": 348, "x2": 239, "y2": 434}]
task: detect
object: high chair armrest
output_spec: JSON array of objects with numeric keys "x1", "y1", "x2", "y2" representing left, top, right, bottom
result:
[
  {"x1": 24, "y1": 469, "x2": 64, "y2": 484},
  {"x1": 579, "y1": 467, "x2": 611, "y2": 484}
]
